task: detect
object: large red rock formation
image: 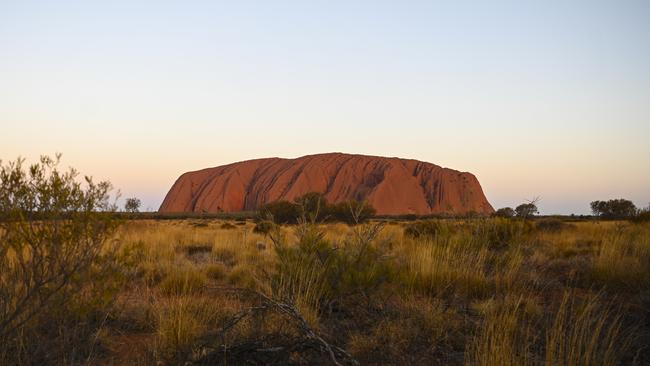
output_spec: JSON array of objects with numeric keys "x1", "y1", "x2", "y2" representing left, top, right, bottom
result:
[{"x1": 159, "y1": 153, "x2": 494, "y2": 215}]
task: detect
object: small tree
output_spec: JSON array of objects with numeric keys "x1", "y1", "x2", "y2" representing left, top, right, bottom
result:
[
  {"x1": 515, "y1": 203, "x2": 538, "y2": 219},
  {"x1": 124, "y1": 197, "x2": 141, "y2": 213},
  {"x1": 494, "y1": 207, "x2": 515, "y2": 218}
]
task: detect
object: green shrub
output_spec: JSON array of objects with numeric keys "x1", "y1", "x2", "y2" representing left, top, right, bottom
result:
[
  {"x1": 536, "y1": 218, "x2": 574, "y2": 232},
  {"x1": 470, "y1": 218, "x2": 532, "y2": 249},
  {"x1": 259, "y1": 200, "x2": 300, "y2": 224},
  {"x1": 271, "y1": 221, "x2": 392, "y2": 308},
  {"x1": 258, "y1": 192, "x2": 376, "y2": 225},
  {"x1": 493, "y1": 207, "x2": 515, "y2": 218},
  {"x1": 403, "y1": 220, "x2": 452, "y2": 239},
  {"x1": 0, "y1": 154, "x2": 124, "y2": 364},
  {"x1": 327, "y1": 200, "x2": 377, "y2": 224}
]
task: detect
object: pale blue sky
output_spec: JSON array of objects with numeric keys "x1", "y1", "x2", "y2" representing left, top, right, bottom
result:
[{"x1": 1, "y1": 0, "x2": 649, "y2": 214}]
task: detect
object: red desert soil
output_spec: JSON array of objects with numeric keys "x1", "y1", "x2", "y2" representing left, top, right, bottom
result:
[{"x1": 159, "y1": 153, "x2": 494, "y2": 215}]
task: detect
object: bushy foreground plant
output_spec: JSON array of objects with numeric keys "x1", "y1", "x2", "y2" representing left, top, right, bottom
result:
[
  {"x1": 269, "y1": 214, "x2": 393, "y2": 311},
  {"x1": 184, "y1": 213, "x2": 393, "y2": 365},
  {"x1": 403, "y1": 219, "x2": 453, "y2": 239},
  {"x1": 469, "y1": 218, "x2": 534, "y2": 249},
  {"x1": 536, "y1": 218, "x2": 575, "y2": 232},
  {"x1": 0, "y1": 155, "x2": 127, "y2": 364}
]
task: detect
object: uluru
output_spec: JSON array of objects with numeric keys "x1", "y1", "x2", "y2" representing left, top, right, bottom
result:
[{"x1": 159, "y1": 153, "x2": 493, "y2": 215}]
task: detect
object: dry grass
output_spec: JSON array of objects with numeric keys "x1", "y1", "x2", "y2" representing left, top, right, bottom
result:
[
  {"x1": 404, "y1": 235, "x2": 491, "y2": 297},
  {"x1": 77, "y1": 219, "x2": 649, "y2": 365},
  {"x1": 545, "y1": 292, "x2": 630, "y2": 366},
  {"x1": 465, "y1": 296, "x2": 534, "y2": 366},
  {"x1": 591, "y1": 225, "x2": 650, "y2": 290}
]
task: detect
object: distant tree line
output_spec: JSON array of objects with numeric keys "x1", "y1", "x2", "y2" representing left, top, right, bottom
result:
[
  {"x1": 257, "y1": 192, "x2": 376, "y2": 225},
  {"x1": 493, "y1": 198, "x2": 648, "y2": 222},
  {"x1": 493, "y1": 202, "x2": 539, "y2": 219},
  {"x1": 590, "y1": 198, "x2": 639, "y2": 219}
]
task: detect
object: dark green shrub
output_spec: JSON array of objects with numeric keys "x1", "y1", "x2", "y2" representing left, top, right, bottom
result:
[
  {"x1": 258, "y1": 192, "x2": 376, "y2": 225},
  {"x1": 493, "y1": 207, "x2": 515, "y2": 218},
  {"x1": 403, "y1": 220, "x2": 452, "y2": 239},
  {"x1": 471, "y1": 218, "x2": 533, "y2": 249},
  {"x1": 259, "y1": 200, "x2": 300, "y2": 224},
  {"x1": 536, "y1": 218, "x2": 574, "y2": 232},
  {"x1": 328, "y1": 200, "x2": 377, "y2": 224},
  {"x1": 270, "y1": 221, "x2": 392, "y2": 307}
]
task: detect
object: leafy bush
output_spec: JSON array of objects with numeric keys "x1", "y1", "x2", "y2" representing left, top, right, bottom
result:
[
  {"x1": 403, "y1": 220, "x2": 452, "y2": 239},
  {"x1": 328, "y1": 200, "x2": 377, "y2": 224},
  {"x1": 258, "y1": 192, "x2": 376, "y2": 225},
  {"x1": 471, "y1": 218, "x2": 533, "y2": 249},
  {"x1": 0, "y1": 154, "x2": 124, "y2": 364},
  {"x1": 536, "y1": 218, "x2": 574, "y2": 232},
  {"x1": 270, "y1": 220, "x2": 392, "y2": 309},
  {"x1": 259, "y1": 200, "x2": 301, "y2": 224}
]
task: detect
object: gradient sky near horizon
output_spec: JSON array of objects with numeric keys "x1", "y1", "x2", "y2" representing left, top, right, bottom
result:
[{"x1": 1, "y1": 0, "x2": 649, "y2": 214}]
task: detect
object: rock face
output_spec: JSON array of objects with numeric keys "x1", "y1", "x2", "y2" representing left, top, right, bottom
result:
[{"x1": 159, "y1": 153, "x2": 494, "y2": 215}]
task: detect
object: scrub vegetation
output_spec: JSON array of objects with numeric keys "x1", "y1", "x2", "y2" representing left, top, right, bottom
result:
[{"x1": 1, "y1": 156, "x2": 649, "y2": 365}]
